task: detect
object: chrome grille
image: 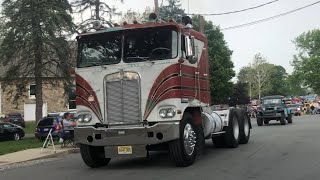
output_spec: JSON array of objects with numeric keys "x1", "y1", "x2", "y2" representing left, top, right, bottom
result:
[{"x1": 105, "y1": 72, "x2": 141, "y2": 125}]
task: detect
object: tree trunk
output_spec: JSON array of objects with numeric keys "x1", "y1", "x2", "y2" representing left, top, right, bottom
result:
[
  {"x1": 35, "y1": 51, "x2": 43, "y2": 123},
  {"x1": 258, "y1": 81, "x2": 261, "y2": 101},
  {"x1": 31, "y1": 3, "x2": 43, "y2": 122}
]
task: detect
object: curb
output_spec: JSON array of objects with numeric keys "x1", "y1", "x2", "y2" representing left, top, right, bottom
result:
[
  {"x1": 0, "y1": 148, "x2": 79, "y2": 167},
  {"x1": 34, "y1": 148, "x2": 80, "y2": 160}
]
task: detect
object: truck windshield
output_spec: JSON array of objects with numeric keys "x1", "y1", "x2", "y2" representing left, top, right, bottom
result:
[
  {"x1": 78, "y1": 32, "x2": 122, "y2": 68},
  {"x1": 77, "y1": 26, "x2": 178, "y2": 68},
  {"x1": 263, "y1": 99, "x2": 282, "y2": 104},
  {"x1": 123, "y1": 27, "x2": 178, "y2": 62}
]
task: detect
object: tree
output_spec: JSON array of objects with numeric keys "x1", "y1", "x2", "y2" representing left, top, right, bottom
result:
[
  {"x1": 159, "y1": 0, "x2": 186, "y2": 22},
  {"x1": 249, "y1": 54, "x2": 273, "y2": 100},
  {"x1": 286, "y1": 73, "x2": 308, "y2": 96},
  {"x1": 228, "y1": 82, "x2": 250, "y2": 107},
  {"x1": 72, "y1": 0, "x2": 123, "y2": 31},
  {"x1": 291, "y1": 29, "x2": 320, "y2": 94},
  {"x1": 0, "y1": 0, "x2": 75, "y2": 122},
  {"x1": 121, "y1": 7, "x2": 152, "y2": 23},
  {"x1": 192, "y1": 16, "x2": 235, "y2": 104},
  {"x1": 264, "y1": 65, "x2": 288, "y2": 96}
]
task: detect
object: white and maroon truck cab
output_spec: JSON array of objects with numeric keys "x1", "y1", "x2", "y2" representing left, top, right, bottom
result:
[{"x1": 74, "y1": 15, "x2": 251, "y2": 168}]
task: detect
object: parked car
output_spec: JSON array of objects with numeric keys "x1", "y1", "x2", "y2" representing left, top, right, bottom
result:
[
  {"x1": 288, "y1": 104, "x2": 302, "y2": 116},
  {"x1": 4, "y1": 113, "x2": 25, "y2": 128},
  {"x1": 35, "y1": 116, "x2": 59, "y2": 140},
  {"x1": 0, "y1": 122, "x2": 25, "y2": 141}
]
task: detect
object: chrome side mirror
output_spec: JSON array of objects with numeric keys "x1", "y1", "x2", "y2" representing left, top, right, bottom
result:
[{"x1": 184, "y1": 36, "x2": 197, "y2": 64}]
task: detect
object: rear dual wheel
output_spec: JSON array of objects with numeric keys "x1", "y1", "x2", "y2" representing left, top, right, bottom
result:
[
  {"x1": 212, "y1": 109, "x2": 246, "y2": 148},
  {"x1": 238, "y1": 109, "x2": 251, "y2": 144}
]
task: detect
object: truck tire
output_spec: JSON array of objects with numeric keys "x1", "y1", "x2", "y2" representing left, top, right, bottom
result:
[
  {"x1": 264, "y1": 119, "x2": 269, "y2": 125},
  {"x1": 224, "y1": 109, "x2": 240, "y2": 148},
  {"x1": 212, "y1": 135, "x2": 225, "y2": 148},
  {"x1": 80, "y1": 144, "x2": 111, "y2": 168},
  {"x1": 238, "y1": 109, "x2": 251, "y2": 144},
  {"x1": 287, "y1": 113, "x2": 293, "y2": 124},
  {"x1": 169, "y1": 112, "x2": 198, "y2": 167},
  {"x1": 257, "y1": 117, "x2": 263, "y2": 126},
  {"x1": 280, "y1": 113, "x2": 286, "y2": 125}
]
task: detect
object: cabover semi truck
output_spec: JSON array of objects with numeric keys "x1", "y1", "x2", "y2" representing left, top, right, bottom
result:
[{"x1": 74, "y1": 15, "x2": 252, "y2": 167}]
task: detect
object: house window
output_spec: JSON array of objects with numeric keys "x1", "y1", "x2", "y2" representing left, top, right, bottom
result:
[
  {"x1": 68, "y1": 86, "x2": 76, "y2": 110},
  {"x1": 29, "y1": 84, "x2": 36, "y2": 99}
]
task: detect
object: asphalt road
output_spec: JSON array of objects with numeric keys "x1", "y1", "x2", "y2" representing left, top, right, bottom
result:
[{"x1": 1, "y1": 115, "x2": 320, "y2": 180}]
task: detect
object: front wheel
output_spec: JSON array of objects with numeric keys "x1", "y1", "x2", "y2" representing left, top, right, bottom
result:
[
  {"x1": 169, "y1": 112, "x2": 199, "y2": 167},
  {"x1": 287, "y1": 113, "x2": 293, "y2": 124},
  {"x1": 280, "y1": 113, "x2": 286, "y2": 125},
  {"x1": 80, "y1": 144, "x2": 111, "y2": 168},
  {"x1": 13, "y1": 133, "x2": 20, "y2": 141},
  {"x1": 257, "y1": 117, "x2": 263, "y2": 126}
]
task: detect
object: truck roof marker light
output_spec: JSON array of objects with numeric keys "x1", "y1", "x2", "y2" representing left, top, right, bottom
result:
[
  {"x1": 182, "y1": 16, "x2": 193, "y2": 28},
  {"x1": 149, "y1": 13, "x2": 158, "y2": 23},
  {"x1": 88, "y1": 95, "x2": 94, "y2": 102},
  {"x1": 133, "y1": 18, "x2": 139, "y2": 24}
]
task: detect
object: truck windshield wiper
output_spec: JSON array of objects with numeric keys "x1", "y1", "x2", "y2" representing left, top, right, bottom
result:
[{"x1": 126, "y1": 56, "x2": 149, "y2": 62}]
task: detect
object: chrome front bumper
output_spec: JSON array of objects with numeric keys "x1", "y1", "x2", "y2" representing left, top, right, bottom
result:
[
  {"x1": 74, "y1": 122, "x2": 180, "y2": 146},
  {"x1": 75, "y1": 122, "x2": 180, "y2": 158}
]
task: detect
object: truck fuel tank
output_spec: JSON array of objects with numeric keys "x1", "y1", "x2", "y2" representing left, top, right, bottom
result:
[{"x1": 202, "y1": 112, "x2": 224, "y2": 138}]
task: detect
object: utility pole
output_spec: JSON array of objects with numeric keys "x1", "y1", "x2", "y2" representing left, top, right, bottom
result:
[
  {"x1": 199, "y1": 15, "x2": 205, "y2": 33},
  {"x1": 95, "y1": 0, "x2": 100, "y2": 20},
  {"x1": 154, "y1": 0, "x2": 160, "y2": 17}
]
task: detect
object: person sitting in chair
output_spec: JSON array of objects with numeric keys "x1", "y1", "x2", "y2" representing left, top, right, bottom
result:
[{"x1": 59, "y1": 112, "x2": 77, "y2": 147}]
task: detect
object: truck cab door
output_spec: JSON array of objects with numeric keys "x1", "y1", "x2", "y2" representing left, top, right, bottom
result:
[{"x1": 180, "y1": 35, "x2": 197, "y2": 98}]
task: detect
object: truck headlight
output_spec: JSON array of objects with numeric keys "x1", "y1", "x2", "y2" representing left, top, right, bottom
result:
[
  {"x1": 262, "y1": 107, "x2": 266, "y2": 111},
  {"x1": 159, "y1": 109, "x2": 167, "y2": 118},
  {"x1": 166, "y1": 108, "x2": 176, "y2": 117},
  {"x1": 83, "y1": 114, "x2": 92, "y2": 122},
  {"x1": 159, "y1": 108, "x2": 176, "y2": 118},
  {"x1": 297, "y1": 108, "x2": 301, "y2": 111},
  {"x1": 77, "y1": 114, "x2": 92, "y2": 122}
]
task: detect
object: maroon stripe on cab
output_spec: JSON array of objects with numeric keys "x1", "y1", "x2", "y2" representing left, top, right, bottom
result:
[{"x1": 76, "y1": 74, "x2": 103, "y2": 121}]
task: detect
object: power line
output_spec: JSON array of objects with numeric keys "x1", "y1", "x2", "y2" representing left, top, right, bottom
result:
[
  {"x1": 221, "y1": 1, "x2": 320, "y2": 31},
  {"x1": 188, "y1": 0, "x2": 279, "y2": 16}
]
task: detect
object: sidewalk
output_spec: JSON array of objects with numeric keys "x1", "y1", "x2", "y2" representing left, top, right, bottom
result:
[{"x1": 0, "y1": 145, "x2": 79, "y2": 166}]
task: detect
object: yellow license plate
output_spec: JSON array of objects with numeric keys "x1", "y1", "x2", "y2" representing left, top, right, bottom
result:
[{"x1": 118, "y1": 146, "x2": 132, "y2": 154}]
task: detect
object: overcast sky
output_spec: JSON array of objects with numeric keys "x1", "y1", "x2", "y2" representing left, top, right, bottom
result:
[{"x1": 109, "y1": 0, "x2": 320, "y2": 75}]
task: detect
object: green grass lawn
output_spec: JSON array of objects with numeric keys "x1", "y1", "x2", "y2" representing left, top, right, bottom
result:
[
  {"x1": 0, "y1": 138, "x2": 43, "y2": 156},
  {"x1": 24, "y1": 121, "x2": 37, "y2": 134},
  {"x1": 0, "y1": 137, "x2": 60, "y2": 156}
]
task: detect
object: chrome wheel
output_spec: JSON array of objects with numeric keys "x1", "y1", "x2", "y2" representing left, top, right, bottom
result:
[
  {"x1": 233, "y1": 117, "x2": 240, "y2": 140},
  {"x1": 14, "y1": 133, "x2": 20, "y2": 141},
  {"x1": 244, "y1": 117, "x2": 250, "y2": 137},
  {"x1": 183, "y1": 123, "x2": 197, "y2": 156}
]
